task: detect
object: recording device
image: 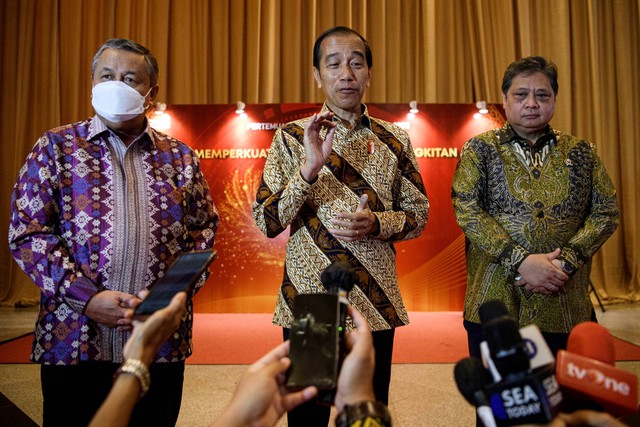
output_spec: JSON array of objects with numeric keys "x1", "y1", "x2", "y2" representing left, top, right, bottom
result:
[
  {"x1": 454, "y1": 356, "x2": 497, "y2": 427},
  {"x1": 286, "y1": 261, "x2": 355, "y2": 404},
  {"x1": 556, "y1": 322, "x2": 639, "y2": 417},
  {"x1": 478, "y1": 300, "x2": 562, "y2": 426},
  {"x1": 134, "y1": 249, "x2": 217, "y2": 316}
]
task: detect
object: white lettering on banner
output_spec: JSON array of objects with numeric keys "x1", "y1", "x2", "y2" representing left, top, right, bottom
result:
[
  {"x1": 195, "y1": 147, "x2": 459, "y2": 160},
  {"x1": 195, "y1": 148, "x2": 270, "y2": 159},
  {"x1": 246, "y1": 123, "x2": 284, "y2": 131},
  {"x1": 414, "y1": 147, "x2": 459, "y2": 158}
]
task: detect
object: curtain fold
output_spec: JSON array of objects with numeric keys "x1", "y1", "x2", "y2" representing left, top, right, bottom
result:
[{"x1": 1, "y1": 0, "x2": 638, "y2": 307}]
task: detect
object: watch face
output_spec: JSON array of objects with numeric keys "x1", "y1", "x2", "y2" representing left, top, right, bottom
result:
[{"x1": 561, "y1": 260, "x2": 574, "y2": 274}]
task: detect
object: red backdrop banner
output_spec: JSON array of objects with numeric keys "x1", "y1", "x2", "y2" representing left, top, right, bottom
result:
[{"x1": 159, "y1": 103, "x2": 505, "y2": 312}]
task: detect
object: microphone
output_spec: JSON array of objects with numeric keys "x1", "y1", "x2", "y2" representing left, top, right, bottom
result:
[
  {"x1": 320, "y1": 261, "x2": 355, "y2": 340},
  {"x1": 480, "y1": 323, "x2": 557, "y2": 383},
  {"x1": 479, "y1": 300, "x2": 562, "y2": 426},
  {"x1": 454, "y1": 357, "x2": 497, "y2": 427},
  {"x1": 479, "y1": 300, "x2": 530, "y2": 378},
  {"x1": 321, "y1": 261, "x2": 355, "y2": 306},
  {"x1": 566, "y1": 321, "x2": 615, "y2": 365},
  {"x1": 556, "y1": 322, "x2": 638, "y2": 417}
]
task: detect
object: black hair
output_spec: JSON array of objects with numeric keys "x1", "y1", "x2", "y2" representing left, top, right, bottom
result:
[
  {"x1": 313, "y1": 26, "x2": 372, "y2": 69},
  {"x1": 501, "y1": 56, "x2": 558, "y2": 96}
]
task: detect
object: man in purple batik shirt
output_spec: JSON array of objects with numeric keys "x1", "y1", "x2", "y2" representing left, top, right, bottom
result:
[{"x1": 8, "y1": 38, "x2": 219, "y2": 427}]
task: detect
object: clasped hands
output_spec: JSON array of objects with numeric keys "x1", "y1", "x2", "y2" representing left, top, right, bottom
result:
[
  {"x1": 85, "y1": 287, "x2": 163, "y2": 332},
  {"x1": 514, "y1": 248, "x2": 569, "y2": 295}
]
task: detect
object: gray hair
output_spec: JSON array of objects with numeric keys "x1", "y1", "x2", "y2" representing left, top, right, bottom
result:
[{"x1": 91, "y1": 38, "x2": 159, "y2": 86}]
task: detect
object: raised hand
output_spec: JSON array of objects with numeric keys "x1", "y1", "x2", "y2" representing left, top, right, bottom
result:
[{"x1": 300, "y1": 111, "x2": 337, "y2": 183}]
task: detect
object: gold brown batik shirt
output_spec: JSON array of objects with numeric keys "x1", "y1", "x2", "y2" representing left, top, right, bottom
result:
[
  {"x1": 451, "y1": 123, "x2": 619, "y2": 333},
  {"x1": 253, "y1": 103, "x2": 429, "y2": 331}
]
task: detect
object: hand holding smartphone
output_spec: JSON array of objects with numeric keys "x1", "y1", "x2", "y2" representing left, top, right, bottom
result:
[{"x1": 134, "y1": 249, "x2": 217, "y2": 317}]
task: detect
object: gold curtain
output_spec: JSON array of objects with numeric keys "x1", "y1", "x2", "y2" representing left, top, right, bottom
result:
[{"x1": 1, "y1": 0, "x2": 638, "y2": 306}]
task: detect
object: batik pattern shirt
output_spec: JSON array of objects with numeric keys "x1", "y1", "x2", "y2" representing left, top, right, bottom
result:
[
  {"x1": 451, "y1": 123, "x2": 619, "y2": 333},
  {"x1": 9, "y1": 116, "x2": 219, "y2": 364},
  {"x1": 253, "y1": 104, "x2": 429, "y2": 331}
]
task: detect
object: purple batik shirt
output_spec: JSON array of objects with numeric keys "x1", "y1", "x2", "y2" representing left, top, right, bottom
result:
[{"x1": 8, "y1": 116, "x2": 219, "y2": 365}]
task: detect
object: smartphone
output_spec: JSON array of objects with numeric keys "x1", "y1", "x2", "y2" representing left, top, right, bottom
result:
[
  {"x1": 286, "y1": 293, "x2": 342, "y2": 396},
  {"x1": 134, "y1": 249, "x2": 217, "y2": 316}
]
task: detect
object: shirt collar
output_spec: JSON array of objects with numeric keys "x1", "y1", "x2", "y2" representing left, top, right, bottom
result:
[
  {"x1": 496, "y1": 122, "x2": 556, "y2": 147},
  {"x1": 88, "y1": 115, "x2": 155, "y2": 145},
  {"x1": 320, "y1": 102, "x2": 372, "y2": 130}
]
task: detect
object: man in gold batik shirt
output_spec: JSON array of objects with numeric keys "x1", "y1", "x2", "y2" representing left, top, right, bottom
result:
[{"x1": 253, "y1": 26, "x2": 429, "y2": 427}]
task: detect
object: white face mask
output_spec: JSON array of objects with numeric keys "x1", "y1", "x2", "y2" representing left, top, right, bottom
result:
[{"x1": 91, "y1": 81, "x2": 152, "y2": 122}]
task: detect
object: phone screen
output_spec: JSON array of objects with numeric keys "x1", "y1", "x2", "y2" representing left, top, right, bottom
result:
[
  {"x1": 286, "y1": 293, "x2": 341, "y2": 391},
  {"x1": 134, "y1": 249, "x2": 217, "y2": 316}
]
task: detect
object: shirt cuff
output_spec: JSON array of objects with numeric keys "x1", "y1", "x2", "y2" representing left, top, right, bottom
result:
[
  {"x1": 298, "y1": 169, "x2": 318, "y2": 186},
  {"x1": 66, "y1": 274, "x2": 100, "y2": 313},
  {"x1": 502, "y1": 244, "x2": 530, "y2": 277},
  {"x1": 294, "y1": 169, "x2": 315, "y2": 196},
  {"x1": 370, "y1": 211, "x2": 404, "y2": 240}
]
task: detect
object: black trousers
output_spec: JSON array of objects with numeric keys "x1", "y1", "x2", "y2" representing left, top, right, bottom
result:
[
  {"x1": 283, "y1": 327, "x2": 395, "y2": 427},
  {"x1": 41, "y1": 360, "x2": 185, "y2": 427}
]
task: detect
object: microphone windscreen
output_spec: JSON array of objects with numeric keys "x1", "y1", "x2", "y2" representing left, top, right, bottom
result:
[
  {"x1": 567, "y1": 322, "x2": 615, "y2": 366},
  {"x1": 320, "y1": 261, "x2": 355, "y2": 292},
  {"x1": 479, "y1": 300, "x2": 509, "y2": 325},
  {"x1": 482, "y1": 316, "x2": 531, "y2": 377},
  {"x1": 454, "y1": 357, "x2": 491, "y2": 406}
]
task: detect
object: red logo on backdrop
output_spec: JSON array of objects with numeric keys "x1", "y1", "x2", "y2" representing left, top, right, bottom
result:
[{"x1": 160, "y1": 103, "x2": 504, "y2": 313}]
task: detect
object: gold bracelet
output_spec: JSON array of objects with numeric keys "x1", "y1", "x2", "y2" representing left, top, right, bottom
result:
[
  {"x1": 116, "y1": 359, "x2": 151, "y2": 399},
  {"x1": 335, "y1": 400, "x2": 391, "y2": 427}
]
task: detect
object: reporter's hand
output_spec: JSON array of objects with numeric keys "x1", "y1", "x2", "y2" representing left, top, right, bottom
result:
[
  {"x1": 123, "y1": 292, "x2": 187, "y2": 365},
  {"x1": 557, "y1": 410, "x2": 629, "y2": 427},
  {"x1": 519, "y1": 409, "x2": 628, "y2": 427},
  {"x1": 334, "y1": 307, "x2": 376, "y2": 412},
  {"x1": 212, "y1": 341, "x2": 317, "y2": 427}
]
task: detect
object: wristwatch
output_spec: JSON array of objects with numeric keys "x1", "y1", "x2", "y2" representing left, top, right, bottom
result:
[
  {"x1": 335, "y1": 400, "x2": 391, "y2": 427},
  {"x1": 560, "y1": 259, "x2": 576, "y2": 275}
]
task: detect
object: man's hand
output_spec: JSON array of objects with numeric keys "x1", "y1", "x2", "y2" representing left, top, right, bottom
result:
[
  {"x1": 329, "y1": 194, "x2": 379, "y2": 242},
  {"x1": 84, "y1": 290, "x2": 141, "y2": 330},
  {"x1": 300, "y1": 111, "x2": 337, "y2": 183},
  {"x1": 515, "y1": 248, "x2": 568, "y2": 295}
]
